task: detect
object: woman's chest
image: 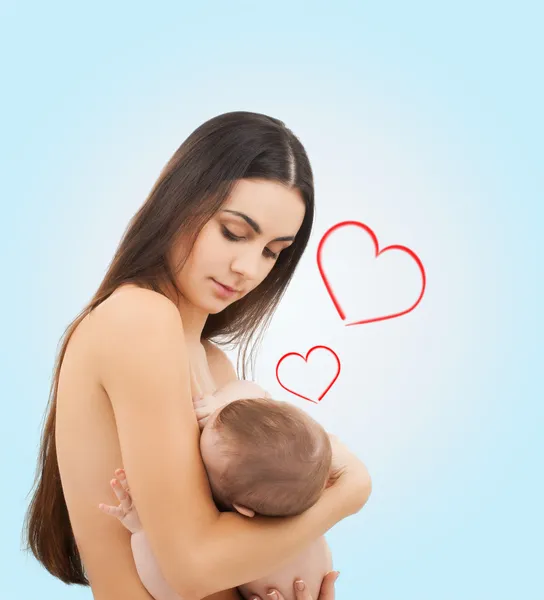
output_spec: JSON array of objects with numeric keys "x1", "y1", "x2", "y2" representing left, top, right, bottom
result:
[{"x1": 188, "y1": 342, "x2": 218, "y2": 396}]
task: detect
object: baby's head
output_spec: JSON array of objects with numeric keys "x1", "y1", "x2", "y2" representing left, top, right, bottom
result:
[{"x1": 200, "y1": 395, "x2": 333, "y2": 517}]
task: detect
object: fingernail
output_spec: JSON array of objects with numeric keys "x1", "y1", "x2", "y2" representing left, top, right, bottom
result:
[
  {"x1": 267, "y1": 591, "x2": 278, "y2": 599},
  {"x1": 295, "y1": 580, "x2": 305, "y2": 591},
  {"x1": 334, "y1": 571, "x2": 340, "y2": 582}
]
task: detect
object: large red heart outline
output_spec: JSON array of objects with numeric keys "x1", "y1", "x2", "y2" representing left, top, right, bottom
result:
[
  {"x1": 275, "y1": 345, "x2": 341, "y2": 404},
  {"x1": 317, "y1": 220, "x2": 426, "y2": 326}
]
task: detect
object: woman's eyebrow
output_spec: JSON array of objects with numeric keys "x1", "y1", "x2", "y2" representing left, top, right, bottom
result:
[{"x1": 221, "y1": 209, "x2": 295, "y2": 242}]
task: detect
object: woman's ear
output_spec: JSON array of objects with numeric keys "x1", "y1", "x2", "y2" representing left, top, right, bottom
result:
[{"x1": 233, "y1": 503, "x2": 255, "y2": 518}]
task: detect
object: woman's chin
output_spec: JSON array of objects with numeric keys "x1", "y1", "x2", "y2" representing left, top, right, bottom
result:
[
  {"x1": 207, "y1": 305, "x2": 227, "y2": 315},
  {"x1": 190, "y1": 287, "x2": 244, "y2": 314},
  {"x1": 198, "y1": 297, "x2": 234, "y2": 315}
]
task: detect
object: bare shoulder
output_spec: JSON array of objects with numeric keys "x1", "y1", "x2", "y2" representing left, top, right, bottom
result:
[
  {"x1": 86, "y1": 284, "x2": 185, "y2": 384},
  {"x1": 202, "y1": 339, "x2": 238, "y2": 387},
  {"x1": 91, "y1": 284, "x2": 181, "y2": 331},
  {"x1": 67, "y1": 284, "x2": 220, "y2": 596}
]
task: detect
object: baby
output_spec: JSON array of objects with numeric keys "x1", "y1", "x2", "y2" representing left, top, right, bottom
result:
[{"x1": 100, "y1": 380, "x2": 335, "y2": 600}]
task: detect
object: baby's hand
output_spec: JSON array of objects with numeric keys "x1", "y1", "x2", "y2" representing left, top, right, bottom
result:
[
  {"x1": 212, "y1": 380, "x2": 270, "y2": 406},
  {"x1": 193, "y1": 380, "x2": 271, "y2": 430},
  {"x1": 192, "y1": 392, "x2": 226, "y2": 430},
  {"x1": 98, "y1": 468, "x2": 143, "y2": 534}
]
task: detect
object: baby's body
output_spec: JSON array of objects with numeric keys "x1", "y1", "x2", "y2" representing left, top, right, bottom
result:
[{"x1": 102, "y1": 380, "x2": 333, "y2": 600}]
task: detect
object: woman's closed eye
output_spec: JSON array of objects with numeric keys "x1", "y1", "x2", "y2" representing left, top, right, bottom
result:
[{"x1": 221, "y1": 225, "x2": 279, "y2": 260}]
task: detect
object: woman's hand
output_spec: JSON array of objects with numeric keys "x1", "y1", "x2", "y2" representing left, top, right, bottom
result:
[
  {"x1": 98, "y1": 468, "x2": 143, "y2": 534},
  {"x1": 248, "y1": 572, "x2": 339, "y2": 600}
]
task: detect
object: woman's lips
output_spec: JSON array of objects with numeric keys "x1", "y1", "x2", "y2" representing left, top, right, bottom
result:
[
  {"x1": 217, "y1": 280, "x2": 236, "y2": 292},
  {"x1": 211, "y1": 278, "x2": 238, "y2": 298}
]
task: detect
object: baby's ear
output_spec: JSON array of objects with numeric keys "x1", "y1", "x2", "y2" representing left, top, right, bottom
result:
[
  {"x1": 233, "y1": 503, "x2": 255, "y2": 518},
  {"x1": 325, "y1": 466, "x2": 344, "y2": 489}
]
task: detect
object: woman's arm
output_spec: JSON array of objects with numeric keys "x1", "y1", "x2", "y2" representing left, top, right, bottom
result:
[{"x1": 93, "y1": 288, "x2": 371, "y2": 600}]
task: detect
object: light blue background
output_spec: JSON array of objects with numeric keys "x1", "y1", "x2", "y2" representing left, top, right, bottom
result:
[{"x1": 1, "y1": 1, "x2": 542, "y2": 599}]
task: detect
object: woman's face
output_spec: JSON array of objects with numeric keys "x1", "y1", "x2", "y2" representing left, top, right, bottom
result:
[{"x1": 175, "y1": 178, "x2": 306, "y2": 314}]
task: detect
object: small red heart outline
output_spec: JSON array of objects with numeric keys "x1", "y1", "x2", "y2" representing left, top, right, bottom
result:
[
  {"x1": 317, "y1": 220, "x2": 427, "y2": 326},
  {"x1": 275, "y1": 345, "x2": 341, "y2": 404}
]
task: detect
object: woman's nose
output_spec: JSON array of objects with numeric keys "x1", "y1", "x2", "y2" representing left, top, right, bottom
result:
[{"x1": 230, "y1": 249, "x2": 262, "y2": 281}]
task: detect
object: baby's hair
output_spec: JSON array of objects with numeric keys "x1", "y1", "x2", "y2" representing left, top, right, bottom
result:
[{"x1": 212, "y1": 398, "x2": 337, "y2": 516}]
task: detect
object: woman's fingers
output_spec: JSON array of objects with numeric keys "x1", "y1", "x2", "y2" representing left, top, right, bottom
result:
[
  {"x1": 293, "y1": 580, "x2": 313, "y2": 600},
  {"x1": 265, "y1": 572, "x2": 339, "y2": 600},
  {"x1": 318, "y1": 571, "x2": 339, "y2": 599},
  {"x1": 265, "y1": 581, "x2": 311, "y2": 600}
]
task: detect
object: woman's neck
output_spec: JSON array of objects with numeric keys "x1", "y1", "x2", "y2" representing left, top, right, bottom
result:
[{"x1": 175, "y1": 295, "x2": 209, "y2": 346}]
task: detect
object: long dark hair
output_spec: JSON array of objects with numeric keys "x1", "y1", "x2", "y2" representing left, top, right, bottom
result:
[{"x1": 23, "y1": 111, "x2": 315, "y2": 585}]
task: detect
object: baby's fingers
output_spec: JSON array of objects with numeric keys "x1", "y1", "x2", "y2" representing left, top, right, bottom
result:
[
  {"x1": 192, "y1": 393, "x2": 207, "y2": 407},
  {"x1": 110, "y1": 478, "x2": 133, "y2": 512},
  {"x1": 114, "y1": 468, "x2": 130, "y2": 491},
  {"x1": 196, "y1": 416, "x2": 209, "y2": 430},
  {"x1": 194, "y1": 407, "x2": 214, "y2": 424},
  {"x1": 98, "y1": 503, "x2": 124, "y2": 519}
]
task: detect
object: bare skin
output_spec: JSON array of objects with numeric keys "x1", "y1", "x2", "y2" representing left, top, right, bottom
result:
[
  {"x1": 56, "y1": 308, "x2": 243, "y2": 599},
  {"x1": 99, "y1": 379, "x2": 335, "y2": 599},
  {"x1": 55, "y1": 179, "x2": 371, "y2": 599},
  {"x1": 101, "y1": 469, "x2": 338, "y2": 600}
]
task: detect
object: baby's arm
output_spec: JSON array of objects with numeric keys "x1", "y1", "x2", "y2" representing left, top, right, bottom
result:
[
  {"x1": 101, "y1": 471, "x2": 333, "y2": 600},
  {"x1": 131, "y1": 530, "x2": 184, "y2": 600},
  {"x1": 99, "y1": 470, "x2": 183, "y2": 600},
  {"x1": 238, "y1": 536, "x2": 333, "y2": 600}
]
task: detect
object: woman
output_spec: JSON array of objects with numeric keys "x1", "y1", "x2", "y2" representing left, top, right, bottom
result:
[{"x1": 24, "y1": 111, "x2": 372, "y2": 600}]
